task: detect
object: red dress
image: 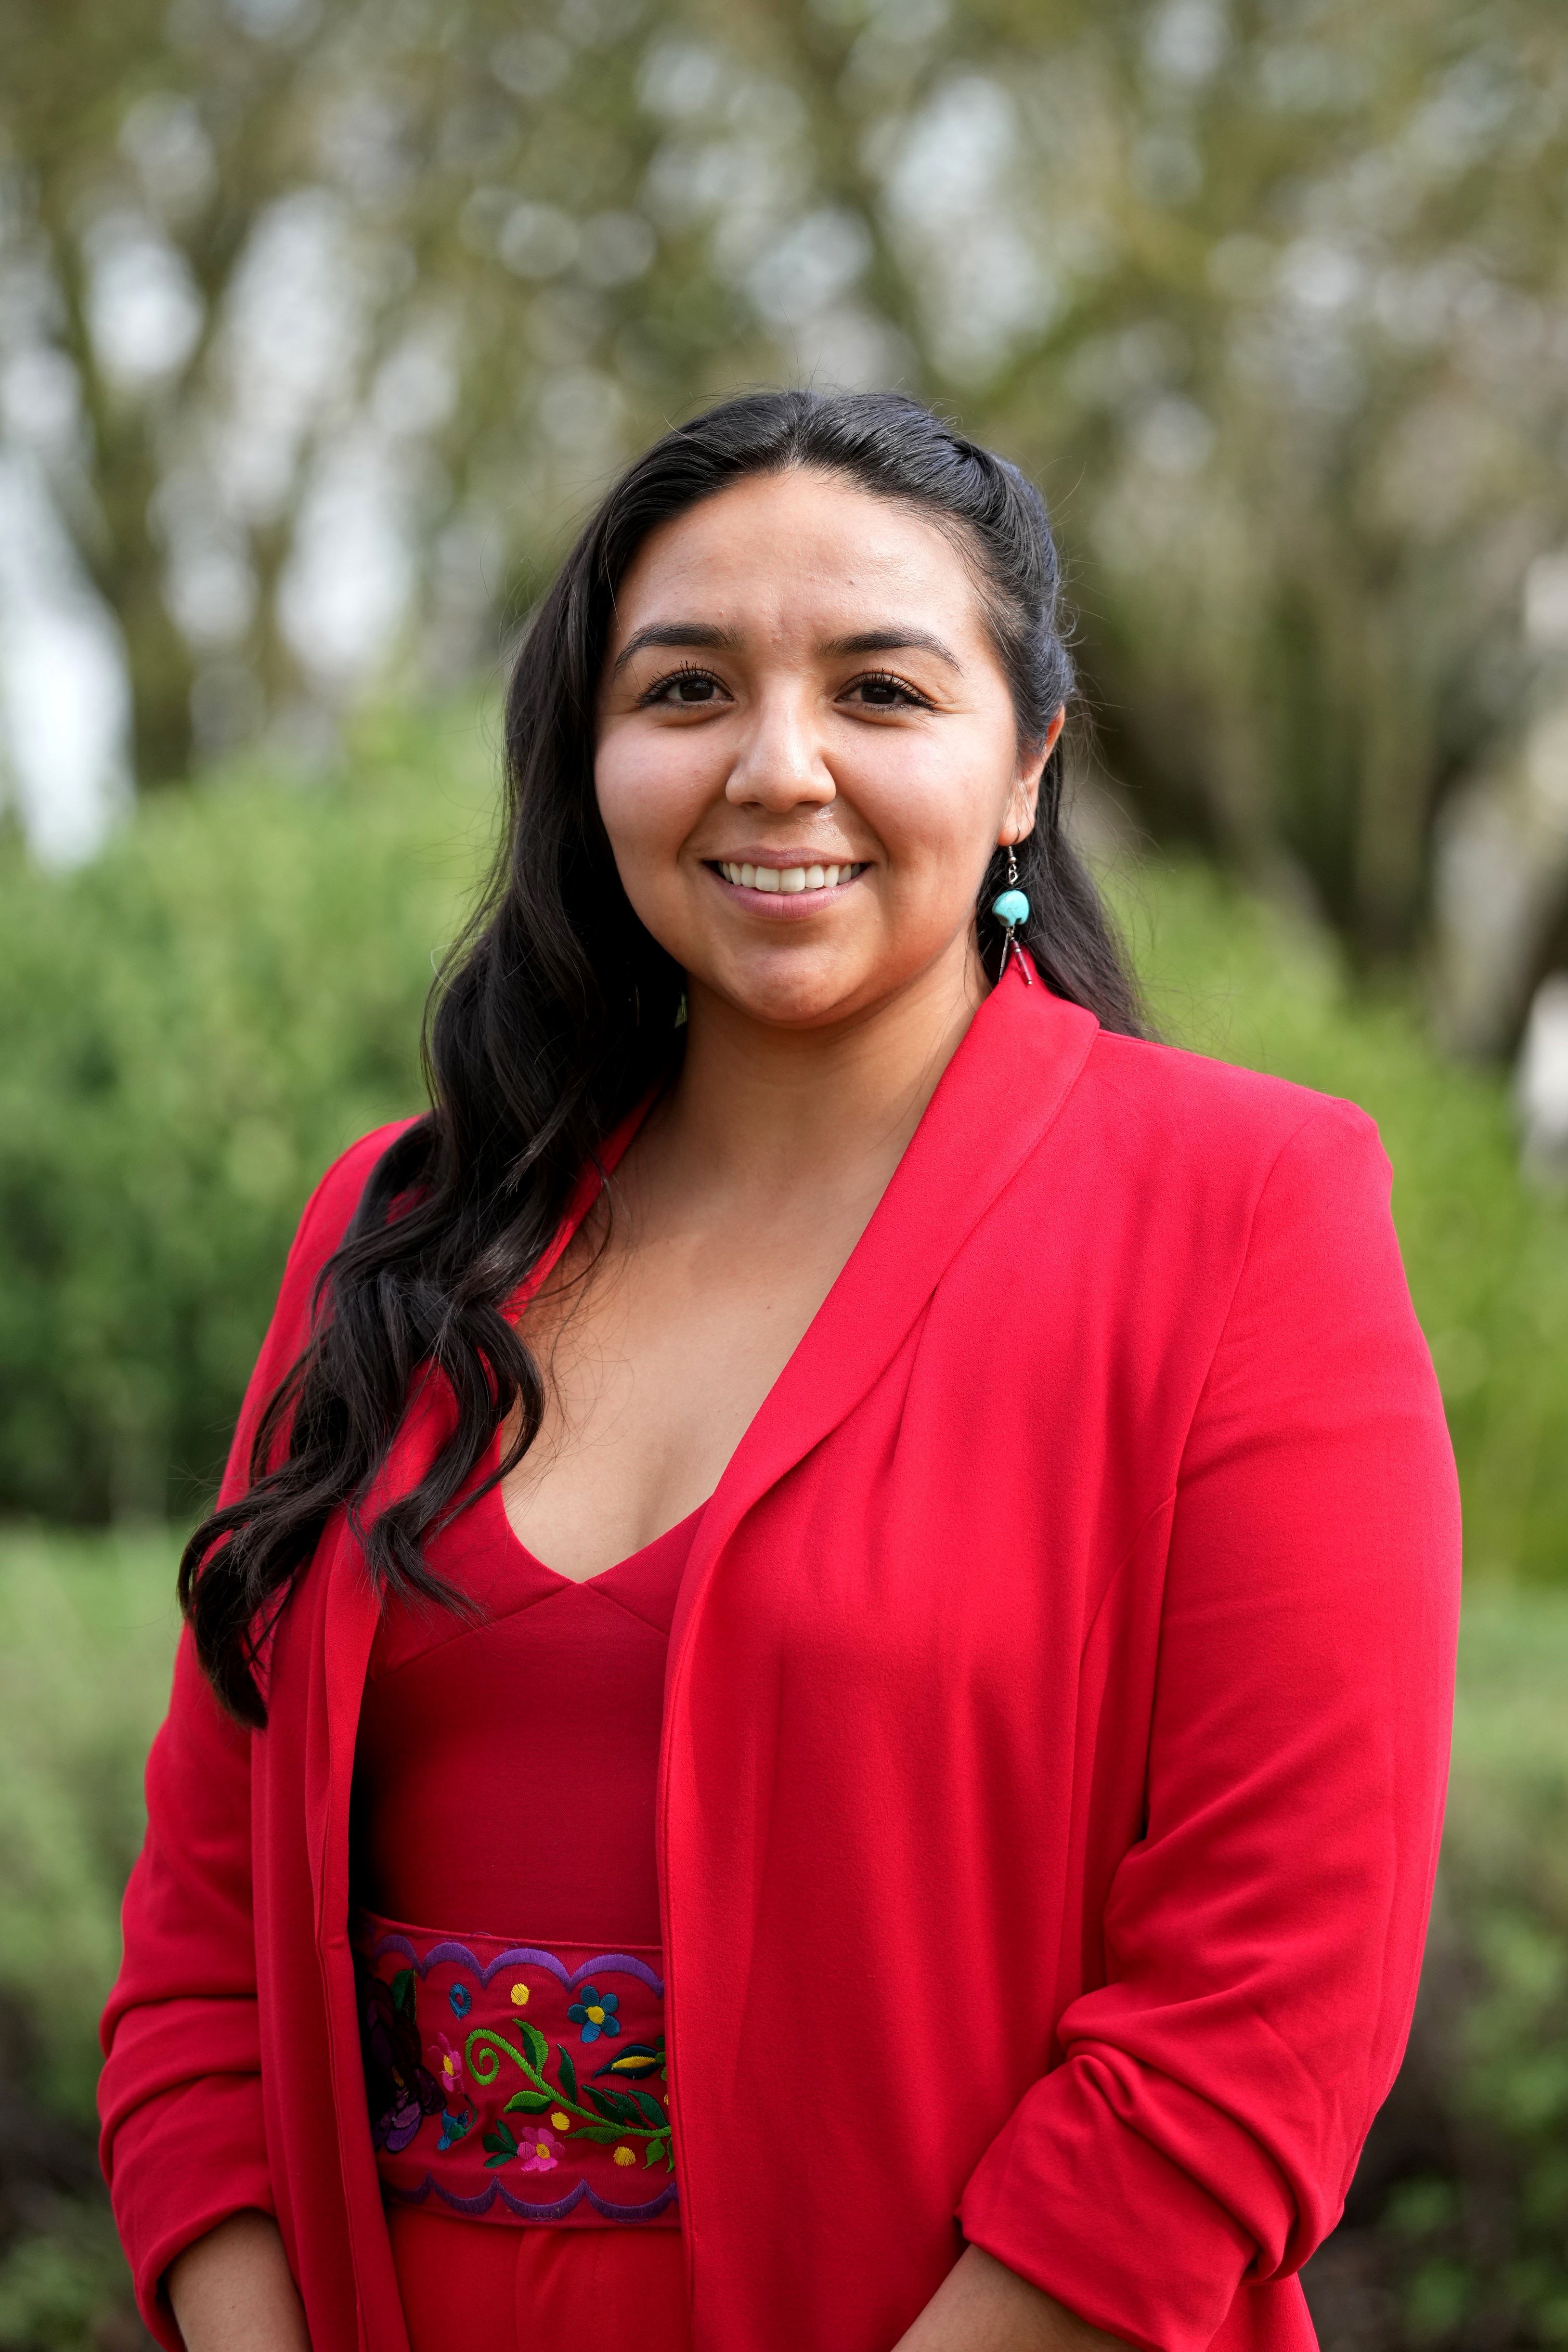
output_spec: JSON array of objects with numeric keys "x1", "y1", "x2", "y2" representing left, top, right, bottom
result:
[{"x1": 351, "y1": 1470, "x2": 700, "y2": 2352}]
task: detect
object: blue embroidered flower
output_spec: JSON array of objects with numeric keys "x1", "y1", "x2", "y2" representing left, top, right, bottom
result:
[
  {"x1": 448, "y1": 1982, "x2": 472, "y2": 2020},
  {"x1": 437, "y1": 2105, "x2": 474, "y2": 2152},
  {"x1": 566, "y1": 1985, "x2": 621, "y2": 2043}
]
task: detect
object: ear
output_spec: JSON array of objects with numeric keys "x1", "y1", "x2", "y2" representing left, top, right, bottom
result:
[{"x1": 1000, "y1": 706, "x2": 1065, "y2": 845}]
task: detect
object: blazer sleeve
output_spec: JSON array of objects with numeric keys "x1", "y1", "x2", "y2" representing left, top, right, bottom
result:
[
  {"x1": 97, "y1": 1122, "x2": 412, "y2": 2349},
  {"x1": 959, "y1": 1097, "x2": 1462, "y2": 2352}
]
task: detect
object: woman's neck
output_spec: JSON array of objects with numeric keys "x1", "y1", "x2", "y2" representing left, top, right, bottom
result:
[{"x1": 648, "y1": 934, "x2": 988, "y2": 1214}]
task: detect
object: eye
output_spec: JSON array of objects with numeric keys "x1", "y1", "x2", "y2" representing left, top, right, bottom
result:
[
  {"x1": 641, "y1": 664, "x2": 729, "y2": 708},
  {"x1": 842, "y1": 670, "x2": 932, "y2": 711}
]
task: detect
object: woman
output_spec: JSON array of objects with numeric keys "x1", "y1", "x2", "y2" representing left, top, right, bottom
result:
[{"x1": 99, "y1": 390, "x2": 1460, "y2": 2352}]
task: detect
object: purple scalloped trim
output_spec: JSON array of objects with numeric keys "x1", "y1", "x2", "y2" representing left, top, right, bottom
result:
[
  {"x1": 368, "y1": 1933, "x2": 664, "y2": 1996},
  {"x1": 389, "y1": 2172, "x2": 679, "y2": 2224},
  {"x1": 582, "y1": 2179, "x2": 680, "y2": 2222}
]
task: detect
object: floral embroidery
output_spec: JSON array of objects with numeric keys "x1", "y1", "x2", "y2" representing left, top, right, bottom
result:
[
  {"x1": 433, "y1": 2034, "x2": 464, "y2": 2100},
  {"x1": 467, "y1": 2020, "x2": 673, "y2": 2172},
  {"x1": 593, "y1": 2039, "x2": 666, "y2": 2084},
  {"x1": 566, "y1": 1985, "x2": 620, "y2": 2043},
  {"x1": 359, "y1": 1964, "x2": 443, "y2": 2155},
  {"x1": 352, "y1": 1926, "x2": 677, "y2": 2218},
  {"x1": 518, "y1": 2128, "x2": 564, "y2": 2174},
  {"x1": 480, "y1": 2117, "x2": 561, "y2": 2170}
]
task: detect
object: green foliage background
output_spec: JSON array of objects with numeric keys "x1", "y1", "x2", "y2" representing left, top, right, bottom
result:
[{"x1": 0, "y1": 705, "x2": 496, "y2": 1523}]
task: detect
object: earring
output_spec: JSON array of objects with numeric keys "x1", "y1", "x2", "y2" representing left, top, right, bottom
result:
[
  {"x1": 674, "y1": 991, "x2": 688, "y2": 1028},
  {"x1": 991, "y1": 842, "x2": 1033, "y2": 986}
]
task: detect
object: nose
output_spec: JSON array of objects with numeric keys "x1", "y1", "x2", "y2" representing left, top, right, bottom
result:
[{"x1": 723, "y1": 683, "x2": 837, "y2": 813}]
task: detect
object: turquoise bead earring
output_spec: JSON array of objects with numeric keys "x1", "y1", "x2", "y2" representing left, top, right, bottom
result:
[{"x1": 991, "y1": 844, "x2": 1032, "y2": 985}]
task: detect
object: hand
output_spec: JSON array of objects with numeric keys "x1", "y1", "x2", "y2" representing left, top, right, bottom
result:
[
  {"x1": 893, "y1": 2244, "x2": 1133, "y2": 2352},
  {"x1": 166, "y1": 2211, "x2": 311, "y2": 2352}
]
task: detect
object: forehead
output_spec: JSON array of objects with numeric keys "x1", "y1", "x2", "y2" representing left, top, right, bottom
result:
[{"x1": 608, "y1": 468, "x2": 985, "y2": 644}]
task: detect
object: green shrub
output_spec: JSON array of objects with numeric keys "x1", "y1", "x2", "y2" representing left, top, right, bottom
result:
[
  {"x1": 0, "y1": 1528, "x2": 178, "y2": 2352},
  {"x1": 1302, "y1": 1592, "x2": 1568, "y2": 2349},
  {"x1": 0, "y1": 1528, "x2": 180, "y2": 2126},
  {"x1": 0, "y1": 706, "x2": 494, "y2": 1524}
]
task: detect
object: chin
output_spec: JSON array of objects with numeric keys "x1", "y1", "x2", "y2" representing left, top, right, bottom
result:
[{"x1": 712, "y1": 956, "x2": 875, "y2": 1031}]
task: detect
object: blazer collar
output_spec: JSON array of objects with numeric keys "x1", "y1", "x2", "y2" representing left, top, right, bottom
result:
[{"x1": 665, "y1": 958, "x2": 1098, "y2": 1667}]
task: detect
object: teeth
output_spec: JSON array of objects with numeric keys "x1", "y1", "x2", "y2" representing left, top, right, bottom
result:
[{"x1": 719, "y1": 862, "x2": 859, "y2": 892}]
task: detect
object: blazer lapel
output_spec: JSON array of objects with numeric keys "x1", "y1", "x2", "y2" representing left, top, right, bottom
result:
[{"x1": 667, "y1": 964, "x2": 1099, "y2": 1667}]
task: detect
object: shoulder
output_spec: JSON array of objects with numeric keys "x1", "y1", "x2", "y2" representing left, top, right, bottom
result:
[
  {"x1": 272, "y1": 1116, "x2": 426, "y2": 1329},
  {"x1": 215, "y1": 1116, "x2": 426, "y2": 1498},
  {"x1": 1076, "y1": 1026, "x2": 1382, "y2": 1184},
  {"x1": 1008, "y1": 1017, "x2": 1393, "y2": 1285},
  {"x1": 297, "y1": 1117, "x2": 424, "y2": 1249}
]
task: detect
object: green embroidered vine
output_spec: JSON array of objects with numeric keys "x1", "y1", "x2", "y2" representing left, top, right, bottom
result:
[{"x1": 466, "y1": 2022, "x2": 673, "y2": 2170}]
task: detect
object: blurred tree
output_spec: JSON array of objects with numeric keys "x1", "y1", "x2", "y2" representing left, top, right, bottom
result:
[{"x1": 2, "y1": 0, "x2": 1567, "y2": 1010}]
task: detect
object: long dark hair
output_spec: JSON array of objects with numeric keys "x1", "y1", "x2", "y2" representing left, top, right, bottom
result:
[{"x1": 181, "y1": 388, "x2": 1146, "y2": 1724}]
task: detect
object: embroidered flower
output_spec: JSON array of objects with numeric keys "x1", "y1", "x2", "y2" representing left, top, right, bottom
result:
[
  {"x1": 612, "y1": 2145, "x2": 636, "y2": 2166},
  {"x1": 448, "y1": 1982, "x2": 472, "y2": 2021},
  {"x1": 433, "y1": 2034, "x2": 464, "y2": 2100},
  {"x1": 358, "y1": 1969, "x2": 442, "y2": 2155},
  {"x1": 379, "y1": 2092, "x2": 425, "y2": 2153},
  {"x1": 517, "y1": 2129, "x2": 563, "y2": 2174},
  {"x1": 567, "y1": 1985, "x2": 621, "y2": 2043},
  {"x1": 509, "y1": 1981, "x2": 530, "y2": 2006},
  {"x1": 437, "y1": 2104, "x2": 475, "y2": 2152}
]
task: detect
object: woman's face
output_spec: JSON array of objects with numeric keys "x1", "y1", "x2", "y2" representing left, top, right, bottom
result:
[{"x1": 595, "y1": 468, "x2": 1062, "y2": 1032}]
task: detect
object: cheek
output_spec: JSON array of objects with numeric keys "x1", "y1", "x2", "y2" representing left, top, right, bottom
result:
[
  {"x1": 594, "y1": 730, "x2": 713, "y2": 873},
  {"x1": 848, "y1": 728, "x2": 1011, "y2": 879}
]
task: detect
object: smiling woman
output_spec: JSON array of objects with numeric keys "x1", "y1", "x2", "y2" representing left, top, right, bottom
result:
[{"x1": 99, "y1": 394, "x2": 1459, "y2": 2352}]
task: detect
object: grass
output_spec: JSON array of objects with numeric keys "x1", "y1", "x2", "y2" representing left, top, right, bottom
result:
[{"x1": 0, "y1": 1528, "x2": 181, "y2": 2129}]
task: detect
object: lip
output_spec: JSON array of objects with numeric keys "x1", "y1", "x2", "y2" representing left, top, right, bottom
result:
[
  {"x1": 700, "y1": 857, "x2": 869, "y2": 918},
  {"x1": 705, "y1": 848, "x2": 868, "y2": 871}
]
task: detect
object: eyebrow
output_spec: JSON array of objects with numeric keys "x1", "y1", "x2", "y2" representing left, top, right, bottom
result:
[
  {"x1": 611, "y1": 621, "x2": 964, "y2": 676},
  {"x1": 820, "y1": 628, "x2": 963, "y2": 671},
  {"x1": 611, "y1": 622, "x2": 741, "y2": 676}
]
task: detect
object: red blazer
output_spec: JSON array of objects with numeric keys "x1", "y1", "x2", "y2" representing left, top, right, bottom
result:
[{"x1": 99, "y1": 965, "x2": 1461, "y2": 2352}]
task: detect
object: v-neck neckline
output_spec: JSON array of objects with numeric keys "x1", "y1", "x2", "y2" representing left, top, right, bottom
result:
[{"x1": 487, "y1": 1454, "x2": 711, "y2": 1594}]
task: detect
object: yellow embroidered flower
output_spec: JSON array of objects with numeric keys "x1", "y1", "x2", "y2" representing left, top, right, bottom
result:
[
  {"x1": 550, "y1": 2111, "x2": 571, "y2": 2131},
  {"x1": 612, "y1": 2145, "x2": 636, "y2": 2166},
  {"x1": 509, "y1": 1982, "x2": 530, "y2": 2007}
]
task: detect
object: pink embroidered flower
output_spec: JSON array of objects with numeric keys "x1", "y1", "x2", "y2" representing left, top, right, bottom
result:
[
  {"x1": 433, "y1": 2034, "x2": 463, "y2": 2100},
  {"x1": 517, "y1": 2128, "x2": 563, "y2": 2174}
]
